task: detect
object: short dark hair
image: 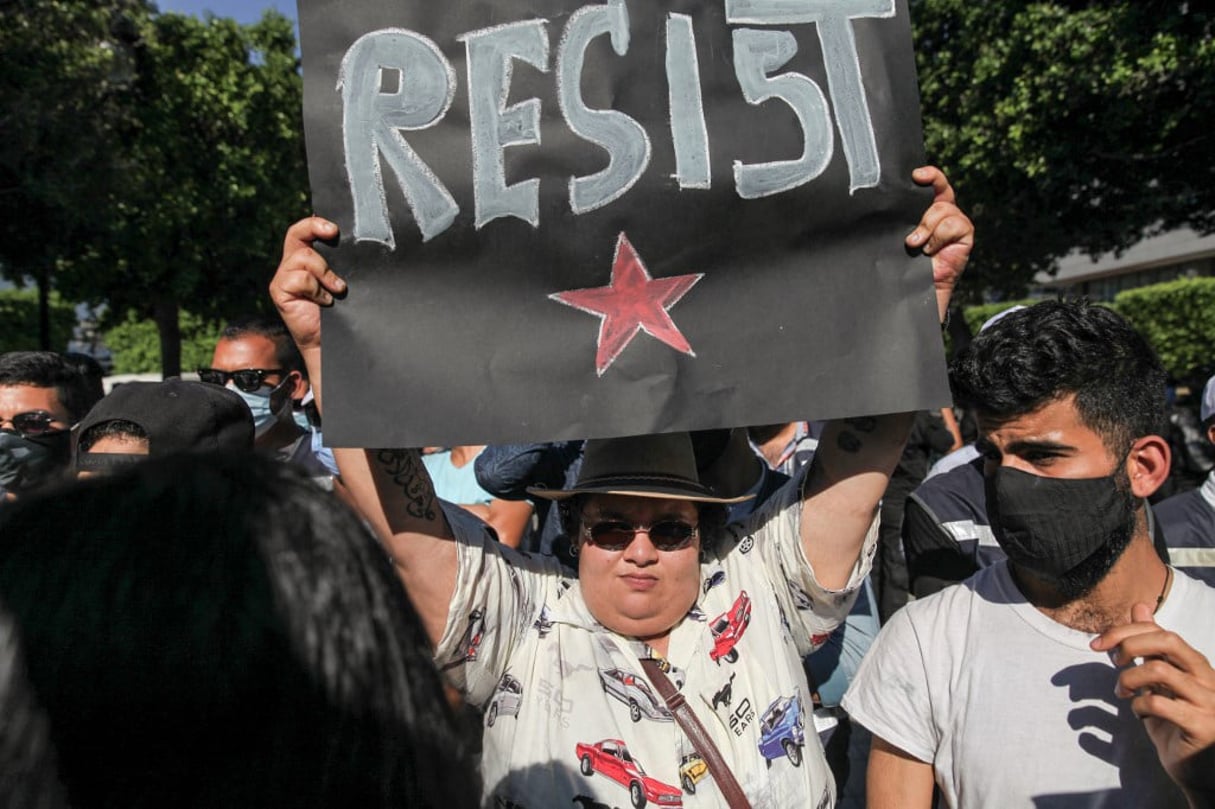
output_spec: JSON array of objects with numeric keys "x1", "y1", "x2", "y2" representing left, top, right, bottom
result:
[
  {"x1": 76, "y1": 419, "x2": 147, "y2": 453},
  {"x1": 59, "y1": 353, "x2": 106, "y2": 414},
  {"x1": 0, "y1": 352, "x2": 94, "y2": 422},
  {"x1": 220, "y1": 315, "x2": 305, "y2": 378},
  {"x1": 0, "y1": 453, "x2": 480, "y2": 808},
  {"x1": 949, "y1": 300, "x2": 1167, "y2": 455}
]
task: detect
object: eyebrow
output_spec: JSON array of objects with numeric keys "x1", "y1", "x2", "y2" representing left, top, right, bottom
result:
[{"x1": 1000, "y1": 438, "x2": 1075, "y2": 455}]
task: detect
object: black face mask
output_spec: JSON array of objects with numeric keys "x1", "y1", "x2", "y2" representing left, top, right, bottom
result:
[
  {"x1": 986, "y1": 466, "x2": 1138, "y2": 598},
  {"x1": 0, "y1": 430, "x2": 72, "y2": 494}
]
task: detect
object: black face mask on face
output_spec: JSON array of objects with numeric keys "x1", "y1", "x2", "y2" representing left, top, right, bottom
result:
[
  {"x1": 985, "y1": 465, "x2": 1138, "y2": 600},
  {"x1": 0, "y1": 430, "x2": 72, "y2": 494}
]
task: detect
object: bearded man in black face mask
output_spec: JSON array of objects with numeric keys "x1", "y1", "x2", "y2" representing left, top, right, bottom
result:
[
  {"x1": 843, "y1": 301, "x2": 1215, "y2": 808},
  {"x1": 0, "y1": 351, "x2": 96, "y2": 503}
]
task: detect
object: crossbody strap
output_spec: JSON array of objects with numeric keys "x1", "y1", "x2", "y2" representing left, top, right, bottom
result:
[{"x1": 639, "y1": 658, "x2": 753, "y2": 809}]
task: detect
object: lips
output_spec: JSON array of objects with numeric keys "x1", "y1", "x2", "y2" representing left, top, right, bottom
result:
[{"x1": 620, "y1": 574, "x2": 659, "y2": 591}]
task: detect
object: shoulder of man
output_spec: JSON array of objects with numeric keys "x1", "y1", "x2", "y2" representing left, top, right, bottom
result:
[{"x1": 1156, "y1": 488, "x2": 1215, "y2": 548}]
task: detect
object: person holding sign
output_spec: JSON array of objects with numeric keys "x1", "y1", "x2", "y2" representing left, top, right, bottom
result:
[{"x1": 269, "y1": 166, "x2": 971, "y2": 807}]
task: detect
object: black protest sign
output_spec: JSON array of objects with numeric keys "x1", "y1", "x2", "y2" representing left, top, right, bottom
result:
[{"x1": 298, "y1": 0, "x2": 950, "y2": 447}]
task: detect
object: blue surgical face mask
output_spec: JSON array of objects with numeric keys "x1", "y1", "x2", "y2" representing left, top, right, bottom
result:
[
  {"x1": 293, "y1": 393, "x2": 318, "y2": 432},
  {"x1": 292, "y1": 408, "x2": 311, "y2": 432},
  {"x1": 227, "y1": 377, "x2": 293, "y2": 437}
]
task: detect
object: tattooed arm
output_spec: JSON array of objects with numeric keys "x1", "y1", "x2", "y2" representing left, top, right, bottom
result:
[
  {"x1": 798, "y1": 168, "x2": 972, "y2": 589},
  {"x1": 799, "y1": 415, "x2": 915, "y2": 588},
  {"x1": 270, "y1": 217, "x2": 457, "y2": 646},
  {"x1": 334, "y1": 446, "x2": 458, "y2": 646}
]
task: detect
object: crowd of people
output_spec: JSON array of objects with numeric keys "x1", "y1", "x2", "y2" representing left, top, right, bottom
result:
[{"x1": 1, "y1": 167, "x2": 1213, "y2": 808}]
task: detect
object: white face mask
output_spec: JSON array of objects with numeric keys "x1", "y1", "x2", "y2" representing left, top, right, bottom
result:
[{"x1": 228, "y1": 377, "x2": 293, "y2": 437}]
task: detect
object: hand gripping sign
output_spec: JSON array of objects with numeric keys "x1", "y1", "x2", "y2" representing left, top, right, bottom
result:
[{"x1": 298, "y1": 0, "x2": 949, "y2": 447}]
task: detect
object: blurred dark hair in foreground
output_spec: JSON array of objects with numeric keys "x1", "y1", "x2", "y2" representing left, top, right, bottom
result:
[{"x1": 0, "y1": 452, "x2": 479, "y2": 808}]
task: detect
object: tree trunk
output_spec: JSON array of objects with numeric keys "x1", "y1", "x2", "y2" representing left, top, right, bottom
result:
[
  {"x1": 152, "y1": 296, "x2": 181, "y2": 379},
  {"x1": 36, "y1": 267, "x2": 51, "y2": 351}
]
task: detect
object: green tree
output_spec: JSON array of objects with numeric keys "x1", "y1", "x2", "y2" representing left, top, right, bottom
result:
[
  {"x1": 0, "y1": 288, "x2": 77, "y2": 354},
  {"x1": 913, "y1": 1, "x2": 1215, "y2": 300},
  {"x1": 104, "y1": 309, "x2": 223, "y2": 375},
  {"x1": 0, "y1": 0, "x2": 149, "y2": 348},
  {"x1": 58, "y1": 10, "x2": 308, "y2": 376}
]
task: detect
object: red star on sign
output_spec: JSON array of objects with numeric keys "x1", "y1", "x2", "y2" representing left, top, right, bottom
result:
[{"x1": 550, "y1": 232, "x2": 705, "y2": 376}]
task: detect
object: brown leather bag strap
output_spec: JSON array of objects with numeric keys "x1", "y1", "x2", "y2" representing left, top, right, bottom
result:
[{"x1": 639, "y1": 658, "x2": 753, "y2": 809}]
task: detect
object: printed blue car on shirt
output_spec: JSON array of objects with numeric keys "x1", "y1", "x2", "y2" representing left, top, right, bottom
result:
[{"x1": 757, "y1": 693, "x2": 805, "y2": 768}]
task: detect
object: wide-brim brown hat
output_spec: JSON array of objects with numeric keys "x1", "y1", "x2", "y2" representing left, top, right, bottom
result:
[{"x1": 527, "y1": 432, "x2": 753, "y2": 504}]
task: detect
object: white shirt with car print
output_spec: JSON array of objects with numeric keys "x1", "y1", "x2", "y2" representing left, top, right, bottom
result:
[{"x1": 435, "y1": 474, "x2": 875, "y2": 809}]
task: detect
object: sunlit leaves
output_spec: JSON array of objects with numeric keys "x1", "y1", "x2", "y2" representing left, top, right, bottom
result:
[{"x1": 912, "y1": 1, "x2": 1215, "y2": 300}]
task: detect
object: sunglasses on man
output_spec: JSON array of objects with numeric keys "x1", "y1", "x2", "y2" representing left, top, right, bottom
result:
[
  {"x1": 581, "y1": 519, "x2": 699, "y2": 552},
  {"x1": 0, "y1": 411, "x2": 67, "y2": 439},
  {"x1": 197, "y1": 368, "x2": 287, "y2": 394}
]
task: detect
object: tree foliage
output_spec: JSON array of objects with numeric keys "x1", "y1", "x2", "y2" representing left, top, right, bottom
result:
[
  {"x1": 913, "y1": 1, "x2": 1215, "y2": 300},
  {"x1": 957, "y1": 280, "x2": 1215, "y2": 385},
  {"x1": 0, "y1": 289, "x2": 77, "y2": 354},
  {"x1": 1, "y1": 3, "x2": 308, "y2": 374},
  {"x1": 0, "y1": 0, "x2": 149, "y2": 346},
  {"x1": 0, "y1": 0, "x2": 145, "y2": 229},
  {"x1": 62, "y1": 9, "x2": 309, "y2": 376},
  {"x1": 104, "y1": 309, "x2": 223, "y2": 375}
]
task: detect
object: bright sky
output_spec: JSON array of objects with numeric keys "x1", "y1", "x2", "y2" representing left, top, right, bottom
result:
[{"x1": 153, "y1": 0, "x2": 296, "y2": 26}]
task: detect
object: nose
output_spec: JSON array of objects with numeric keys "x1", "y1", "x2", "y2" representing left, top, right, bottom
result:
[{"x1": 622, "y1": 529, "x2": 660, "y2": 565}]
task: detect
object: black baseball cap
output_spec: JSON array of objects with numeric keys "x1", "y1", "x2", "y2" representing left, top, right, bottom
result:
[{"x1": 75, "y1": 379, "x2": 254, "y2": 471}]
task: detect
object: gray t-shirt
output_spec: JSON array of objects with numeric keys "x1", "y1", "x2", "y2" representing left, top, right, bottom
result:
[{"x1": 843, "y1": 561, "x2": 1215, "y2": 808}]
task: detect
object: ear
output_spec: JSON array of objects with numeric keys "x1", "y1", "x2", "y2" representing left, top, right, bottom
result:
[
  {"x1": 288, "y1": 370, "x2": 309, "y2": 401},
  {"x1": 1126, "y1": 435, "x2": 1170, "y2": 499},
  {"x1": 1206, "y1": 422, "x2": 1215, "y2": 447}
]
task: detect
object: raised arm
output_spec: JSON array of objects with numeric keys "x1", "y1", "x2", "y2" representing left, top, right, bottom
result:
[
  {"x1": 269, "y1": 217, "x2": 457, "y2": 646},
  {"x1": 799, "y1": 167, "x2": 973, "y2": 588}
]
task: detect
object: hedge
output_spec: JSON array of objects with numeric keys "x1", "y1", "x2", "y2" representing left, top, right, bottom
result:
[
  {"x1": 104, "y1": 311, "x2": 225, "y2": 375},
  {"x1": 0, "y1": 288, "x2": 78, "y2": 354},
  {"x1": 957, "y1": 279, "x2": 1215, "y2": 386},
  {"x1": 959, "y1": 300, "x2": 1037, "y2": 338},
  {"x1": 1114, "y1": 278, "x2": 1215, "y2": 386}
]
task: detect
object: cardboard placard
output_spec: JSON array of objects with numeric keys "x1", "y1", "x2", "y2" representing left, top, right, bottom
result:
[{"x1": 298, "y1": 0, "x2": 949, "y2": 446}]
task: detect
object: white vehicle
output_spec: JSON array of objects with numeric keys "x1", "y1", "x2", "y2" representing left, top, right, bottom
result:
[
  {"x1": 487, "y1": 673, "x2": 523, "y2": 727},
  {"x1": 598, "y1": 667, "x2": 672, "y2": 723}
]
